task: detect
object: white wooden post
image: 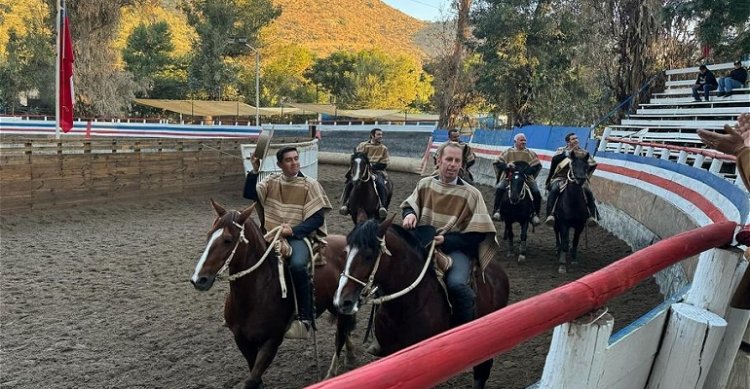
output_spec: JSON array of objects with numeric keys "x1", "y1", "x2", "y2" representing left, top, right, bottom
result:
[
  {"x1": 539, "y1": 310, "x2": 613, "y2": 388},
  {"x1": 677, "y1": 150, "x2": 688, "y2": 164},
  {"x1": 693, "y1": 154, "x2": 705, "y2": 168},
  {"x1": 685, "y1": 248, "x2": 746, "y2": 316},
  {"x1": 704, "y1": 307, "x2": 750, "y2": 388},
  {"x1": 661, "y1": 148, "x2": 671, "y2": 160},
  {"x1": 709, "y1": 158, "x2": 723, "y2": 175},
  {"x1": 647, "y1": 303, "x2": 727, "y2": 389},
  {"x1": 645, "y1": 146, "x2": 654, "y2": 158},
  {"x1": 634, "y1": 144, "x2": 643, "y2": 156},
  {"x1": 598, "y1": 127, "x2": 612, "y2": 151}
]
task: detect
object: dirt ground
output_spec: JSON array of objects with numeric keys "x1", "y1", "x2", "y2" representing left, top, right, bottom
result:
[{"x1": 0, "y1": 164, "x2": 661, "y2": 389}]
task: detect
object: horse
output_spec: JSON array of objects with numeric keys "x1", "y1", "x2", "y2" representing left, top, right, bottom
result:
[
  {"x1": 552, "y1": 152, "x2": 591, "y2": 274},
  {"x1": 190, "y1": 200, "x2": 356, "y2": 388},
  {"x1": 494, "y1": 161, "x2": 534, "y2": 263},
  {"x1": 334, "y1": 214, "x2": 510, "y2": 389},
  {"x1": 345, "y1": 151, "x2": 393, "y2": 224}
]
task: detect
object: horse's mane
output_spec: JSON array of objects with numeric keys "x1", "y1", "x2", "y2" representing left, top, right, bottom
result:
[
  {"x1": 350, "y1": 151, "x2": 369, "y2": 163},
  {"x1": 347, "y1": 220, "x2": 434, "y2": 272}
]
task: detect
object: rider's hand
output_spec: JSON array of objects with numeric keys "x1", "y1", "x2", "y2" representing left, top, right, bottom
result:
[
  {"x1": 251, "y1": 156, "x2": 261, "y2": 173},
  {"x1": 433, "y1": 235, "x2": 444, "y2": 246},
  {"x1": 280, "y1": 223, "x2": 294, "y2": 238},
  {"x1": 402, "y1": 214, "x2": 417, "y2": 229},
  {"x1": 508, "y1": 163, "x2": 515, "y2": 170}
]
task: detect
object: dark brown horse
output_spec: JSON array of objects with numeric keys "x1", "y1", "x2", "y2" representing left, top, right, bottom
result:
[
  {"x1": 344, "y1": 151, "x2": 393, "y2": 224},
  {"x1": 334, "y1": 215, "x2": 510, "y2": 389},
  {"x1": 190, "y1": 200, "x2": 356, "y2": 388},
  {"x1": 494, "y1": 161, "x2": 534, "y2": 263},
  {"x1": 552, "y1": 153, "x2": 591, "y2": 274}
]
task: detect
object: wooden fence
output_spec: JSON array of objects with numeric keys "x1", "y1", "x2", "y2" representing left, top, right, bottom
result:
[{"x1": 0, "y1": 138, "x2": 249, "y2": 211}]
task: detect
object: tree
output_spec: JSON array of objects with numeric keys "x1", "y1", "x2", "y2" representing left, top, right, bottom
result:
[
  {"x1": 665, "y1": 0, "x2": 750, "y2": 60},
  {"x1": 180, "y1": 0, "x2": 280, "y2": 100},
  {"x1": 253, "y1": 44, "x2": 316, "y2": 106},
  {"x1": 0, "y1": 24, "x2": 54, "y2": 114},
  {"x1": 45, "y1": 0, "x2": 143, "y2": 117},
  {"x1": 123, "y1": 21, "x2": 174, "y2": 83}
]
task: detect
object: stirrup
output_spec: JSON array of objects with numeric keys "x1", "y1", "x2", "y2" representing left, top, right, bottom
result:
[
  {"x1": 545, "y1": 215, "x2": 555, "y2": 226},
  {"x1": 284, "y1": 320, "x2": 311, "y2": 340},
  {"x1": 378, "y1": 207, "x2": 388, "y2": 219},
  {"x1": 586, "y1": 217, "x2": 597, "y2": 227},
  {"x1": 339, "y1": 205, "x2": 349, "y2": 215},
  {"x1": 492, "y1": 212, "x2": 501, "y2": 221},
  {"x1": 531, "y1": 215, "x2": 541, "y2": 226}
]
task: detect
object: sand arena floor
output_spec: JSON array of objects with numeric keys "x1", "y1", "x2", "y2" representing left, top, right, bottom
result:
[{"x1": 0, "y1": 164, "x2": 660, "y2": 388}]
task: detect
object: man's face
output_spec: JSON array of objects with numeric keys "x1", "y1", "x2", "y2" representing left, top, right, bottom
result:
[
  {"x1": 515, "y1": 136, "x2": 527, "y2": 150},
  {"x1": 449, "y1": 131, "x2": 460, "y2": 142},
  {"x1": 277, "y1": 150, "x2": 300, "y2": 177},
  {"x1": 438, "y1": 146, "x2": 462, "y2": 182},
  {"x1": 567, "y1": 135, "x2": 580, "y2": 150},
  {"x1": 372, "y1": 130, "x2": 383, "y2": 144}
]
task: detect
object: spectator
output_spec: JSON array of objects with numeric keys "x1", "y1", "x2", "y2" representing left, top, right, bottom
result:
[
  {"x1": 717, "y1": 61, "x2": 748, "y2": 98},
  {"x1": 692, "y1": 65, "x2": 718, "y2": 102}
]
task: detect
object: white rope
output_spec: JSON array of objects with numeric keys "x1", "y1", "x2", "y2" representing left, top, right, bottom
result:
[
  {"x1": 369, "y1": 240, "x2": 436, "y2": 305},
  {"x1": 221, "y1": 225, "x2": 283, "y2": 282}
]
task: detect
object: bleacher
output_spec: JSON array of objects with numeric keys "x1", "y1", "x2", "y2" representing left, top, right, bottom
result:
[{"x1": 606, "y1": 60, "x2": 750, "y2": 146}]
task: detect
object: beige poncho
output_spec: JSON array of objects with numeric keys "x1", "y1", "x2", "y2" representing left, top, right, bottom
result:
[
  {"x1": 356, "y1": 141, "x2": 390, "y2": 166},
  {"x1": 257, "y1": 173, "x2": 332, "y2": 240},
  {"x1": 401, "y1": 177, "x2": 500, "y2": 271}
]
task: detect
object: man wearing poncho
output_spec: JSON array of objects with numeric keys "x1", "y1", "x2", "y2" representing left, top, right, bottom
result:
[
  {"x1": 244, "y1": 146, "x2": 332, "y2": 339},
  {"x1": 545, "y1": 132, "x2": 598, "y2": 226},
  {"x1": 340, "y1": 128, "x2": 390, "y2": 218},
  {"x1": 401, "y1": 142, "x2": 500, "y2": 326},
  {"x1": 493, "y1": 133, "x2": 543, "y2": 226}
]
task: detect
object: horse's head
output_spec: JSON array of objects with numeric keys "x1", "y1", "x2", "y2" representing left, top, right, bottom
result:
[
  {"x1": 569, "y1": 151, "x2": 590, "y2": 186},
  {"x1": 335, "y1": 213, "x2": 395, "y2": 314},
  {"x1": 349, "y1": 151, "x2": 371, "y2": 182},
  {"x1": 190, "y1": 199, "x2": 257, "y2": 291},
  {"x1": 508, "y1": 161, "x2": 530, "y2": 204}
]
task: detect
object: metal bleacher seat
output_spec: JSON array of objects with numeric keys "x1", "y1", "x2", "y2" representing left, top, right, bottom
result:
[{"x1": 604, "y1": 60, "x2": 750, "y2": 149}]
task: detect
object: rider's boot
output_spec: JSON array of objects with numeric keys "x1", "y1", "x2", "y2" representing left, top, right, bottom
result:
[
  {"x1": 531, "y1": 191, "x2": 542, "y2": 226},
  {"x1": 448, "y1": 286, "x2": 476, "y2": 327},
  {"x1": 285, "y1": 267, "x2": 313, "y2": 340},
  {"x1": 339, "y1": 181, "x2": 353, "y2": 215},
  {"x1": 586, "y1": 200, "x2": 598, "y2": 227},
  {"x1": 339, "y1": 204, "x2": 349, "y2": 216},
  {"x1": 545, "y1": 188, "x2": 559, "y2": 226}
]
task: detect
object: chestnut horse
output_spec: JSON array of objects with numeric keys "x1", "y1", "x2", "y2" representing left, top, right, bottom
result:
[
  {"x1": 334, "y1": 216, "x2": 510, "y2": 389},
  {"x1": 344, "y1": 151, "x2": 393, "y2": 224},
  {"x1": 190, "y1": 200, "x2": 356, "y2": 388}
]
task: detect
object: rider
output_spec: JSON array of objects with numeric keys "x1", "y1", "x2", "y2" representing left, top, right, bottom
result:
[
  {"x1": 448, "y1": 129, "x2": 476, "y2": 180},
  {"x1": 492, "y1": 133, "x2": 543, "y2": 226},
  {"x1": 401, "y1": 142, "x2": 500, "y2": 327},
  {"x1": 544, "y1": 133, "x2": 598, "y2": 227},
  {"x1": 244, "y1": 146, "x2": 332, "y2": 339},
  {"x1": 339, "y1": 128, "x2": 390, "y2": 219}
]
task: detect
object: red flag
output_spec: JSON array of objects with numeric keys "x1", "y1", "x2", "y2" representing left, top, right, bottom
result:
[{"x1": 59, "y1": 7, "x2": 74, "y2": 133}]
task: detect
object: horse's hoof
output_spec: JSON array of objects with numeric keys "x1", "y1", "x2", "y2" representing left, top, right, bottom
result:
[
  {"x1": 517, "y1": 255, "x2": 525, "y2": 263},
  {"x1": 558, "y1": 265, "x2": 567, "y2": 274}
]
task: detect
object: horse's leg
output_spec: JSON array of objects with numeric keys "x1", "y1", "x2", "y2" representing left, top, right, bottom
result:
[
  {"x1": 326, "y1": 314, "x2": 357, "y2": 378},
  {"x1": 245, "y1": 337, "x2": 283, "y2": 389},
  {"x1": 558, "y1": 224, "x2": 569, "y2": 274},
  {"x1": 472, "y1": 358, "x2": 493, "y2": 389},
  {"x1": 570, "y1": 226, "x2": 583, "y2": 266},
  {"x1": 518, "y1": 221, "x2": 528, "y2": 263},
  {"x1": 233, "y1": 334, "x2": 260, "y2": 388},
  {"x1": 505, "y1": 221, "x2": 514, "y2": 257}
]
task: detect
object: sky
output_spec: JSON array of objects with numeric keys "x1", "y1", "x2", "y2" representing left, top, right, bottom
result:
[{"x1": 382, "y1": 0, "x2": 451, "y2": 22}]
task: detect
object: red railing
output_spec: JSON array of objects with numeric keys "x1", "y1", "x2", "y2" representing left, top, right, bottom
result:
[{"x1": 307, "y1": 221, "x2": 738, "y2": 388}]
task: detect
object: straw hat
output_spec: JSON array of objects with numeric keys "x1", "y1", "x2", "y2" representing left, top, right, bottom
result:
[{"x1": 252, "y1": 127, "x2": 274, "y2": 162}]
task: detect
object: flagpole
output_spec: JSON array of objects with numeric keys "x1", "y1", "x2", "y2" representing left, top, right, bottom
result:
[{"x1": 55, "y1": 0, "x2": 62, "y2": 139}]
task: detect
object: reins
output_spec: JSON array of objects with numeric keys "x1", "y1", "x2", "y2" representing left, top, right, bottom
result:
[
  {"x1": 341, "y1": 235, "x2": 437, "y2": 305},
  {"x1": 216, "y1": 223, "x2": 284, "y2": 282}
]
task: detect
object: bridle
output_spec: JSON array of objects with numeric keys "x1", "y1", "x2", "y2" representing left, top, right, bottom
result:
[
  {"x1": 350, "y1": 156, "x2": 372, "y2": 183},
  {"x1": 340, "y1": 235, "x2": 436, "y2": 305},
  {"x1": 214, "y1": 221, "x2": 285, "y2": 283},
  {"x1": 507, "y1": 170, "x2": 532, "y2": 205}
]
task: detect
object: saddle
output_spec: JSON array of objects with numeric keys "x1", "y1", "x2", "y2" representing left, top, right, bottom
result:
[{"x1": 262, "y1": 231, "x2": 328, "y2": 267}]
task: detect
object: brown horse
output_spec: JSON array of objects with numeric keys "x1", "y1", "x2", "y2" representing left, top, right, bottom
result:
[
  {"x1": 344, "y1": 151, "x2": 393, "y2": 224},
  {"x1": 190, "y1": 200, "x2": 356, "y2": 388},
  {"x1": 334, "y1": 215, "x2": 510, "y2": 389}
]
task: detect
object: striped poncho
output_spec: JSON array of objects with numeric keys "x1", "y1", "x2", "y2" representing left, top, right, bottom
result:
[
  {"x1": 257, "y1": 173, "x2": 332, "y2": 240},
  {"x1": 356, "y1": 141, "x2": 390, "y2": 167},
  {"x1": 401, "y1": 177, "x2": 500, "y2": 271}
]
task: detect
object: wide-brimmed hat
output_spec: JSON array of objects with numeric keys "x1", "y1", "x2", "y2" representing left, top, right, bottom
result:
[{"x1": 253, "y1": 127, "x2": 274, "y2": 162}]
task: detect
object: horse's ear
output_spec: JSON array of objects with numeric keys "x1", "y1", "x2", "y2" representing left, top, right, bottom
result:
[
  {"x1": 355, "y1": 208, "x2": 368, "y2": 224},
  {"x1": 377, "y1": 213, "x2": 397, "y2": 238},
  {"x1": 211, "y1": 198, "x2": 226, "y2": 217},
  {"x1": 237, "y1": 202, "x2": 257, "y2": 224}
]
